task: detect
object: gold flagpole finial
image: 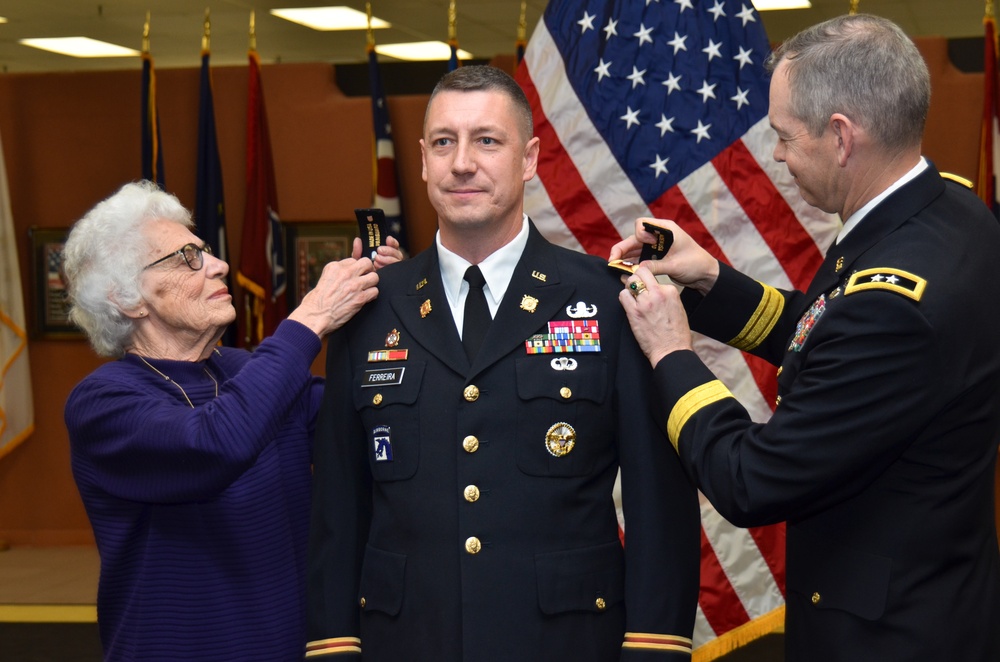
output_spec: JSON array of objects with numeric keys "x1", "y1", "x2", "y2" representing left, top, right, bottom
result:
[
  {"x1": 848, "y1": 0, "x2": 860, "y2": 15},
  {"x1": 366, "y1": 1, "x2": 375, "y2": 51},
  {"x1": 517, "y1": 0, "x2": 527, "y2": 43},
  {"x1": 142, "y1": 10, "x2": 151, "y2": 54},
  {"x1": 448, "y1": 0, "x2": 457, "y2": 43},
  {"x1": 249, "y1": 9, "x2": 257, "y2": 52},
  {"x1": 202, "y1": 8, "x2": 211, "y2": 53}
]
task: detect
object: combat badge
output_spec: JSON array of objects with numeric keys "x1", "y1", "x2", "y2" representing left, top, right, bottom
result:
[
  {"x1": 566, "y1": 301, "x2": 597, "y2": 318},
  {"x1": 545, "y1": 422, "x2": 576, "y2": 457},
  {"x1": 372, "y1": 424, "x2": 393, "y2": 462}
]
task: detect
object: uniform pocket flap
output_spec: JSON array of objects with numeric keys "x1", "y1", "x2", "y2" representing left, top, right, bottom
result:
[
  {"x1": 358, "y1": 544, "x2": 406, "y2": 616},
  {"x1": 786, "y1": 527, "x2": 891, "y2": 621},
  {"x1": 535, "y1": 541, "x2": 625, "y2": 615},
  {"x1": 354, "y1": 362, "x2": 426, "y2": 410},
  {"x1": 515, "y1": 357, "x2": 607, "y2": 403}
]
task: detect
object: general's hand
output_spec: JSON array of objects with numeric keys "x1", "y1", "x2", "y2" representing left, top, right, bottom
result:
[
  {"x1": 288, "y1": 257, "x2": 379, "y2": 338},
  {"x1": 352, "y1": 235, "x2": 404, "y2": 270},
  {"x1": 618, "y1": 265, "x2": 693, "y2": 368},
  {"x1": 609, "y1": 218, "x2": 719, "y2": 295}
]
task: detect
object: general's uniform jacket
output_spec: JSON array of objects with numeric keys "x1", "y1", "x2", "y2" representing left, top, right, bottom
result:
[
  {"x1": 655, "y1": 164, "x2": 1000, "y2": 661},
  {"x1": 306, "y1": 223, "x2": 700, "y2": 661}
]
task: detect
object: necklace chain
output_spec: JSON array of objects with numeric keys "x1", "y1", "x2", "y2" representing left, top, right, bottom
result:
[{"x1": 135, "y1": 354, "x2": 219, "y2": 408}]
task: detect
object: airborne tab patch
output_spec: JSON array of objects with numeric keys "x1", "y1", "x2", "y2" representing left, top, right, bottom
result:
[{"x1": 844, "y1": 268, "x2": 926, "y2": 302}]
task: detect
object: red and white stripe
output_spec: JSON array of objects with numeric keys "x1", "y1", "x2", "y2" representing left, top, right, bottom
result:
[{"x1": 518, "y1": 16, "x2": 839, "y2": 656}]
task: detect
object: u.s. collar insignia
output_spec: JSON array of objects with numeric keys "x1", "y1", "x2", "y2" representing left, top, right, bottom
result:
[
  {"x1": 566, "y1": 301, "x2": 597, "y2": 318},
  {"x1": 545, "y1": 422, "x2": 576, "y2": 457},
  {"x1": 550, "y1": 357, "x2": 578, "y2": 371},
  {"x1": 420, "y1": 299, "x2": 432, "y2": 318},
  {"x1": 385, "y1": 328, "x2": 400, "y2": 348},
  {"x1": 416, "y1": 278, "x2": 428, "y2": 291},
  {"x1": 531, "y1": 270, "x2": 547, "y2": 282},
  {"x1": 520, "y1": 295, "x2": 539, "y2": 313}
]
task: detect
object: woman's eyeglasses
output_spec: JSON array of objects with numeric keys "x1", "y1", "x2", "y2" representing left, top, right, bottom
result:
[{"x1": 144, "y1": 243, "x2": 213, "y2": 271}]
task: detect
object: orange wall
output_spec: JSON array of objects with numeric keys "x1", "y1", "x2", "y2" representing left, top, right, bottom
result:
[{"x1": 0, "y1": 42, "x2": 991, "y2": 546}]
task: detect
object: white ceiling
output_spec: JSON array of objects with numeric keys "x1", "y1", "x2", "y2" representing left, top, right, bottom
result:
[{"x1": 0, "y1": 0, "x2": 989, "y2": 74}]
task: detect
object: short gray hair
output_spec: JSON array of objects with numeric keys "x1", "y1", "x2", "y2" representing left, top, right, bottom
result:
[
  {"x1": 766, "y1": 14, "x2": 929, "y2": 151},
  {"x1": 62, "y1": 181, "x2": 193, "y2": 357}
]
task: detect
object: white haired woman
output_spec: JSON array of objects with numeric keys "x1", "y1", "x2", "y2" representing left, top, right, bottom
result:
[{"x1": 62, "y1": 180, "x2": 397, "y2": 661}]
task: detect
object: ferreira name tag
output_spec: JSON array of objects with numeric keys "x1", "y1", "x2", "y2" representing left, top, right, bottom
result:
[{"x1": 363, "y1": 367, "x2": 406, "y2": 387}]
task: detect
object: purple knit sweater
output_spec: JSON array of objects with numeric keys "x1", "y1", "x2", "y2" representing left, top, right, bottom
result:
[{"x1": 66, "y1": 321, "x2": 324, "y2": 662}]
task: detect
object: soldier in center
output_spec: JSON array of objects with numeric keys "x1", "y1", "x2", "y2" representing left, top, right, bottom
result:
[{"x1": 306, "y1": 65, "x2": 700, "y2": 661}]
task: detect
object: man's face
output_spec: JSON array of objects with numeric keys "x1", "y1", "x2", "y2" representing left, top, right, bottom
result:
[
  {"x1": 420, "y1": 89, "x2": 539, "y2": 238},
  {"x1": 769, "y1": 61, "x2": 841, "y2": 214}
]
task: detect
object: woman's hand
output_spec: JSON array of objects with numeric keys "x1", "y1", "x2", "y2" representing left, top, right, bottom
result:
[
  {"x1": 288, "y1": 257, "x2": 379, "y2": 338},
  {"x1": 353, "y1": 235, "x2": 404, "y2": 270}
]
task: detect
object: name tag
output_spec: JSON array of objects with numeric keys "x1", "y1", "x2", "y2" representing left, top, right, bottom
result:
[{"x1": 363, "y1": 367, "x2": 405, "y2": 387}]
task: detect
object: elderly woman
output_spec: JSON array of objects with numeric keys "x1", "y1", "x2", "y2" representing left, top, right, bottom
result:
[{"x1": 62, "y1": 180, "x2": 397, "y2": 661}]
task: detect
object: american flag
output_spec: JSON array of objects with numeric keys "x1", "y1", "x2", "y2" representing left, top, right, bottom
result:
[
  {"x1": 516, "y1": 0, "x2": 840, "y2": 656},
  {"x1": 368, "y1": 47, "x2": 409, "y2": 250}
]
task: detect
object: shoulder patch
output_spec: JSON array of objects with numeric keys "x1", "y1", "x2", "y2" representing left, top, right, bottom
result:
[
  {"x1": 940, "y1": 172, "x2": 974, "y2": 189},
  {"x1": 844, "y1": 268, "x2": 926, "y2": 302}
]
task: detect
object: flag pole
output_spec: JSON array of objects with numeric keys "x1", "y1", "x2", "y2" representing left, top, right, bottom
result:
[
  {"x1": 448, "y1": 0, "x2": 459, "y2": 69},
  {"x1": 516, "y1": 1, "x2": 527, "y2": 64},
  {"x1": 249, "y1": 9, "x2": 257, "y2": 53},
  {"x1": 848, "y1": 0, "x2": 860, "y2": 14},
  {"x1": 142, "y1": 10, "x2": 151, "y2": 54},
  {"x1": 202, "y1": 8, "x2": 211, "y2": 54}
]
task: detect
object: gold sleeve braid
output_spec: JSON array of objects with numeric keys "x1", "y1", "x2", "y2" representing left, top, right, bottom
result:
[
  {"x1": 666, "y1": 380, "x2": 734, "y2": 451},
  {"x1": 727, "y1": 283, "x2": 784, "y2": 351}
]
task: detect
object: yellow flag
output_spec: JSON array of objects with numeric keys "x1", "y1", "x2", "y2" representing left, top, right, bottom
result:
[{"x1": 0, "y1": 129, "x2": 34, "y2": 459}]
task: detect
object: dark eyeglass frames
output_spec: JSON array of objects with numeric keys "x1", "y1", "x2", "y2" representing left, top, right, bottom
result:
[{"x1": 143, "y1": 243, "x2": 213, "y2": 271}]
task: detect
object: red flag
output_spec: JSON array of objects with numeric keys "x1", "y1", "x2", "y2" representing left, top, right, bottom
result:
[
  {"x1": 237, "y1": 50, "x2": 287, "y2": 347},
  {"x1": 517, "y1": 2, "x2": 839, "y2": 657},
  {"x1": 979, "y1": 13, "x2": 1000, "y2": 218}
]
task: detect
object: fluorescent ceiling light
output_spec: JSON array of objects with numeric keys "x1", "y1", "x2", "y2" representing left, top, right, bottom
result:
[
  {"x1": 270, "y1": 6, "x2": 390, "y2": 30},
  {"x1": 19, "y1": 37, "x2": 140, "y2": 58},
  {"x1": 375, "y1": 41, "x2": 474, "y2": 61},
  {"x1": 752, "y1": 0, "x2": 811, "y2": 9}
]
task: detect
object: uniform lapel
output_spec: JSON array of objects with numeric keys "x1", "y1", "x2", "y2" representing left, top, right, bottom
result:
[
  {"x1": 387, "y1": 249, "x2": 469, "y2": 377},
  {"x1": 471, "y1": 224, "x2": 575, "y2": 375}
]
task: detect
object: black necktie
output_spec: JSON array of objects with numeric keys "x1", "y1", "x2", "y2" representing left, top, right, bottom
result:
[{"x1": 463, "y1": 265, "x2": 491, "y2": 362}]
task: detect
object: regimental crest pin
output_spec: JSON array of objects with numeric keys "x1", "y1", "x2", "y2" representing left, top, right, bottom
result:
[
  {"x1": 545, "y1": 422, "x2": 576, "y2": 457},
  {"x1": 385, "y1": 328, "x2": 400, "y2": 348},
  {"x1": 520, "y1": 295, "x2": 539, "y2": 313},
  {"x1": 420, "y1": 299, "x2": 432, "y2": 318},
  {"x1": 372, "y1": 424, "x2": 393, "y2": 462},
  {"x1": 566, "y1": 301, "x2": 597, "y2": 318}
]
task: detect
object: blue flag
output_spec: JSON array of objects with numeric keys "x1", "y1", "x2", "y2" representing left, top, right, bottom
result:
[{"x1": 196, "y1": 49, "x2": 235, "y2": 345}]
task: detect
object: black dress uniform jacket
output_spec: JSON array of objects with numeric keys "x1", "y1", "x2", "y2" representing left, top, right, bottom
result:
[
  {"x1": 306, "y1": 222, "x2": 700, "y2": 661},
  {"x1": 654, "y1": 164, "x2": 1000, "y2": 661}
]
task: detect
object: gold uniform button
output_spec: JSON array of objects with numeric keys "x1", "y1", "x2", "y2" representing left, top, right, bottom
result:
[
  {"x1": 811, "y1": 592, "x2": 821, "y2": 605},
  {"x1": 465, "y1": 536, "x2": 482, "y2": 554},
  {"x1": 462, "y1": 435, "x2": 480, "y2": 453},
  {"x1": 464, "y1": 485, "x2": 480, "y2": 502},
  {"x1": 360, "y1": 597, "x2": 366, "y2": 608},
  {"x1": 776, "y1": 366, "x2": 783, "y2": 378},
  {"x1": 595, "y1": 597, "x2": 607, "y2": 611},
  {"x1": 464, "y1": 385, "x2": 480, "y2": 402},
  {"x1": 372, "y1": 393, "x2": 383, "y2": 406},
  {"x1": 559, "y1": 387, "x2": 572, "y2": 399}
]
